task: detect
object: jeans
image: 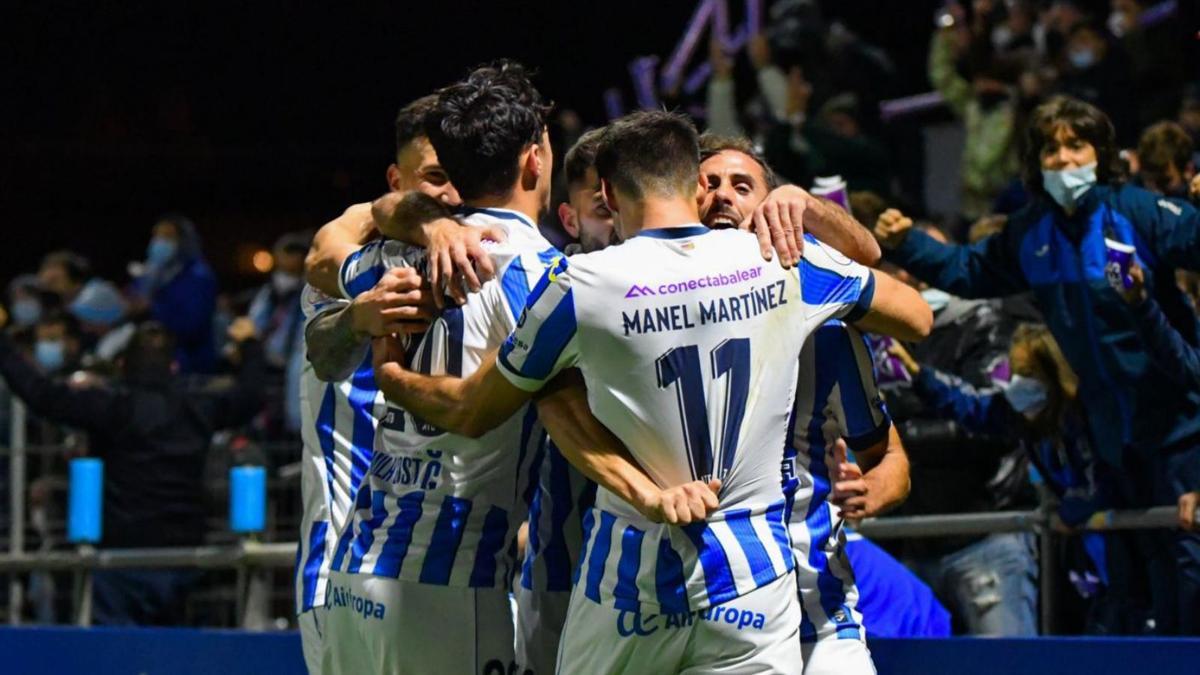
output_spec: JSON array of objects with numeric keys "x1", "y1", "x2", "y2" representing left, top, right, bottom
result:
[
  {"x1": 905, "y1": 532, "x2": 1038, "y2": 636},
  {"x1": 92, "y1": 569, "x2": 199, "y2": 626}
]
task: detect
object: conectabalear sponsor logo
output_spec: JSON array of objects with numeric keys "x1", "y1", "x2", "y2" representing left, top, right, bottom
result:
[{"x1": 624, "y1": 266, "x2": 762, "y2": 299}]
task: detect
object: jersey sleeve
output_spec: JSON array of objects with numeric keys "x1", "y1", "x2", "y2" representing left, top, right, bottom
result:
[
  {"x1": 489, "y1": 244, "x2": 564, "y2": 326},
  {"x1": 823, "y1": 323, "x2": 892, "y2": 452},
  {"x1": 796, "y1": 235, "x2": 876, "y2": 333},
  {"x1": 337, "y1": 239, "x2": 425, "y2": 299},
  {"x1": 300, "y1": 284, "x2": 349, "y2": 331},
  {"x1": 496, "y1": 255, "x2": 581, "y2": 392}
]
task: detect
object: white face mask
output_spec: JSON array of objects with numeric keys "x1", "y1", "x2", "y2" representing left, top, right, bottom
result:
[
  {"x1": 1042, "y1": 162, "x2": 1097, "y2": 211},
  {"x1": 272, "y1": 271, "x2": 302, "y2": 295},
  {"x1": 920, "y1": 288, "x2": 953, "y2": 313},
  {"x1": 1004, "y1": 374, "x2": 1049, "y2": 419}
]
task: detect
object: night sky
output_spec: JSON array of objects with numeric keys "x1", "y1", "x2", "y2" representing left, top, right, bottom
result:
[{"x1": 1, "y1": 0, "x2": 1115, "y2": 289}]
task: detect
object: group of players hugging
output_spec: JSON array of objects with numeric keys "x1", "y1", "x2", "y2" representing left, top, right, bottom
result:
[{"x1": 294, "y1": 60, "x2": 931, "y2": 675}]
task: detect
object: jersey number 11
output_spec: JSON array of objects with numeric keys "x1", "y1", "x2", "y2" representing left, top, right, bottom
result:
[{"x1": 655, "y1": 338, "x2": 750, "y2": 483}]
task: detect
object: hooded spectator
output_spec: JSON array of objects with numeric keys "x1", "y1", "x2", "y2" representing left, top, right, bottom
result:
[{"x1": 132, "y1": 214, "x2": 218, "y2": 374}]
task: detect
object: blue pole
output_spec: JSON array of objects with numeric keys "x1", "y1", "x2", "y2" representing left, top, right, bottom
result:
[{"x1": 67, "y1": 458, "x2": 103, "y2": 544}]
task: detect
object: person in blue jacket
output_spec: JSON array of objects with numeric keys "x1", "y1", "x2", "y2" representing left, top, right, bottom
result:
[
  {"x1": 131, "y1": 214, "x2": 218, "y2": 374},
  {"x1": 874, "y1": 96, "x2": 1200, "y2": 634}
]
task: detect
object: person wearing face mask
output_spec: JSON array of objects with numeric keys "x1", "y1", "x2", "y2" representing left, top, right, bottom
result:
[
  {"x1": 6, "y1": 275, "x2": 45, "y2": 330},
  {"x1": 876, "y1": 95, "x2": 1200, "y2": 634},
  {"x1": 0, "y1": 318, "x2": 264, "y2": 625},
  {"x1": 130, "y1": 214, "x2": 218, "y2": 374},
  {"x1": 1056, "y1": 21, "x2": 1137, "y2": 145},
  {"x1": 886, "y1": 326, "x2": 1157, "y2": 635},
  {"x1": 247, "y1": 231, "x2": 311, "y2": 435},
  {"x1": 866, "y1": 218, "x2": 1038, "y2": 637},
  {"x1": 32, "y1": 311, "x2": 83, "y2": 376}
]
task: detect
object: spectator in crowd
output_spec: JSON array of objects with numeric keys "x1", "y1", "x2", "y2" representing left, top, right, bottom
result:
[
  {"x1": 1109, "y1": 0, "x2": 1191, "y2": 133},
  {"x1": 7, "y1": 275, "x2": 45, "y2": 330},
  {"x1": 130, "y1": 214, "x2": 218, "y2": 374},
  {"x1": 31, "y1": 311, "x2": 84, "y2": 376},
  {"x1": 927, "y1": 2, "x2": 1022, "y2": 221},
  {"x1": 886, "y1": 326, "x2": 1134, "y2": 633},
  {"x1": 869, "y1": 218, "x2": 1036, "y2": 636},
  {"x1": 1134, "y1": 121, "x2": 1196, "y2": 199},
  {"x1": 1056, "y1": 20, "x2": 1136, "y2": 145},
  {"x1": 875, "y1": 96, "x2": 1200, "y2": 633},
  {"x1": 248, "y1": 231, "x2": 310, "y2": 434},
  {"x1": 763, "y1": 79, "x2": 893, "y2": 195},
  {"x1": 36, "y1": 250, "x2": 91, "y2": 309},
  {"x1": 0, "y1": 318, "x2": 264, "y2": 626}
]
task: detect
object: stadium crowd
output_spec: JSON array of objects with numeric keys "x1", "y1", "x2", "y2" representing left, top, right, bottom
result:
[{"x1": 0, "y1": 0, "x2": 1198, "y2": 670}]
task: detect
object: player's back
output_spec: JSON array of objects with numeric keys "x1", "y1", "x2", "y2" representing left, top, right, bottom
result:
[
  {"x1": 332, "y1": 207, "x2": 560, "y2": 589},
  {"x1": 502, "y1": 225, "x2": 874, "y2": 613}
]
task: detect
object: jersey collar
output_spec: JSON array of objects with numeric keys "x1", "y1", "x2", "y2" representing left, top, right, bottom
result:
[
  {"x1": 458, "y1": 206, "x2": 536, "y2": 229},
  {"x1": 633, "y1": 224, "x2": 711, "y2": 239}
]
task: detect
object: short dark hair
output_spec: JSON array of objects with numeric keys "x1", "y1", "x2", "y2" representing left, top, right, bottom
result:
[
  {"x1": 698, "y1": 133, "x2": 780, "y2": 190},
  {"x1": 595, "y1": 110, "x2": 700, "y2": 201},
  {"x1": 1138, "y1": 121, "x2": 1194, "y2": 190},
  {"x1": 425, "y1": 61, "x2": 552, "y2": 201},
  {"x1": 394, "y1": 94, "x2": 439, "y2": 160},
  {"x1": 37, "y1": 308, "x2": 81, "y2": 337},
  {"x1": 1022, "y1": 96, "x2": 1122, "y2": 199},
  {"x1": 40, "y1": 250, "x2": 91, "y2": 285},
  {"x1": 563, "y1": 127, "x2": 607, "y2": 191}
]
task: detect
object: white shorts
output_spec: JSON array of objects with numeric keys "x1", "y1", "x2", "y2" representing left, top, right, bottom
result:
[
  {"x1": 557, "y1": 571, "x2": 803, "y2": 674},
  {"x1": 321, "y1": 571, "x2": 515, "y2": 674},
  {"x1": 514, "y1": 586, "x2": 571, "y2": 675},
  {"x1": 299, "y1": 609, "x2": 324, "y2": 675}
]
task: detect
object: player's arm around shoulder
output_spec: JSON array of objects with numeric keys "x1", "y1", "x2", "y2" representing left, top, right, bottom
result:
[{"x1": 853, "y1": 269, "x2": 933, "y2": 342}]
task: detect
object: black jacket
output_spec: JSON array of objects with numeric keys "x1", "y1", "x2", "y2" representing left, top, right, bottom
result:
[
  {"x1": 0, "y1": 335, "x2": 264, "y2": 548},
  {"x1": 883, "y1": 297, "x2": 1034, "y2": 557}
]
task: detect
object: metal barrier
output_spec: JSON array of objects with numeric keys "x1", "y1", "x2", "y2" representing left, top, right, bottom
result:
[{"x1": 0, "y1": 395, "x2": 1192, "y2": 633}]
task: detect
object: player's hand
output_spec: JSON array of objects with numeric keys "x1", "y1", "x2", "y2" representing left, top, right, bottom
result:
[
  {"x1": 642, "y1": 479, "x2": 722, "y2": 525},
  {"x1": 886, "y1": 343, "x2": 921, "y2": 377},
  {"x1": 425, "y1": 218, "x2": 505, "y2": 308},
  {"x1": 351, "y1": 268, "x2": 435, "y2": 337},
  {"x1": 1179, "y1": 491, "x2": 1200, "y2": 531},
  {"x1": 226, "y1": 317, "x2": 258, "y2": 343},
  {"x1": 828, "y1": 440, "x2": 870, "y2": 523},
  {"x1": 742, "y1": 185, "x2": 808, "y2": 268},
  {"x1": 873, "y1": 209, "x2": 913, "y2": 250}
]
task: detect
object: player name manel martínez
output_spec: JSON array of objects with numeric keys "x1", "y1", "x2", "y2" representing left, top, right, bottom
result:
[{"x1": 621, "y1": 271, "x2": 789, "y2": 336}]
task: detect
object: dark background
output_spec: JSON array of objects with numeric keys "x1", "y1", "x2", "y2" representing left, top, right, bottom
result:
[{"x1": 0, "y1": 0, "x2": 1110, "y2": 288}]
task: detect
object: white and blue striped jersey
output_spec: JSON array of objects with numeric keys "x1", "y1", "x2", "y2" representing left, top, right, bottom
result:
[
  {"x1": 498, "y1": 226, "x2": 876, "y2": 614},
  {"x1": 329, "y1": 207, "x2": 562, "y2": 589},
  {"x1": 520, "y1": 438, "x2": 596, "y2": 593},
  {"x1": 788, "y1": 320, "x2": 891, "y2": 642},
  {"x1": 294, "y1": 284, "x2": 387, "y2": 614}
]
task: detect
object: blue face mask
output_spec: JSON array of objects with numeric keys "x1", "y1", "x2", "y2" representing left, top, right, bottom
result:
[
  {"x1": 1042, "y1": 162, "x2": 1097, "y2": 211},
  {"x1": 920, "y1": 288, "x2": 952, "y2": 313},
  {"x1": 146, "y1": 237, "x2": 178, "y2": 266},
  {"x1": 1004, "y1": 374, "x2": 1049, "y2": 418},
  {"x1": 1068, "y1": 47, "x2": 1096, "y2": 70},
  {"x1": 35, "y1": 339, "x2": 65, "y2": 373},
  {"x1": 11, "y1": 298, "x2": 42, "y2": 327}
]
